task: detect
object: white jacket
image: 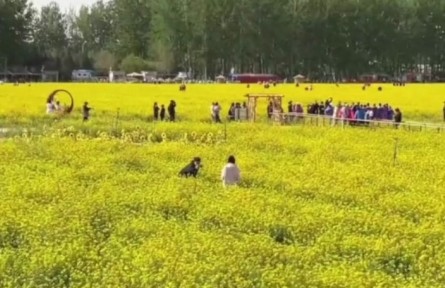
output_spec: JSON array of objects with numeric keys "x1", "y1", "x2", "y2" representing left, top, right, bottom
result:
[{"x1": 221, "y1": 163, "x2": 241, "y2": 186}]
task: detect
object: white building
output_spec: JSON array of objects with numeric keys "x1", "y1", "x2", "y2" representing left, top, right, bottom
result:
[{"x1": 72, "y1": 70, "x2": 94, "y2": 81}]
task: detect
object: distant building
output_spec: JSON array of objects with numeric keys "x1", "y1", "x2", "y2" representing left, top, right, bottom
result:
[
  {"x1": 108, "y1": 69, "x2": 126, "y2": 82},
  {"x1": 72, "y1": 69, "x2": 95, "y2": 81},
  {"x1": 142, "y1": 71, "x2": 157, "y2": 82},
  {"x1": 231, "y1": 73, "x2": 280, "y2": 84}
]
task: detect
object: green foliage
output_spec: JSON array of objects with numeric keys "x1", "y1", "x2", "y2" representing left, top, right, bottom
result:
[
  {"x1": 120, "y1": 54, "x2": 153, "y2": 73},
  {"x1": 3, "y1": 0, "x2": 445, "y2": 78},
  {"x1": 93, "y1": 50, "x2": 117, "y2": 72}
]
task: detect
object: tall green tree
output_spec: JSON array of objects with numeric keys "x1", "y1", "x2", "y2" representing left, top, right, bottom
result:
[
  {"x1": 111, "y1": 0, "x2": 152, "y2": 59},
  {"x1": 33, "y1": 2, "x2": 67, "y2": 61},
  {"x1": 3, "y1": 0, "x2": 445, "y2": 80},
  {"x1": 0, "y1": 0, "x2": 34, "y2": 64}
]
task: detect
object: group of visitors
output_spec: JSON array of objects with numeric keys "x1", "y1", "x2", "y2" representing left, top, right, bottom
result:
[
  {"x1": 267, "y1": 101, "x2": 284, "y2": 118},
  {"x1": 153, "y1": 100, "x2": 177, "y2": 121},
  {"x1": 48, "y1": 96, "x2": 445, "y2": 127},
  {"x1": 209, "y1": 102, "x2": 250, "y2": 122},
  {"x1": 285, "y1": 102, "x2": 304, "y2": 114},
  {"x1": 179, "y1": 155, "x2": 241, "y2": 187},
  {"x1": 228, "y1": 102, "x2": 248, "y2": 121},
  {"x1": 45, "y1": 97, "x2": 92, "y2": 122},
  {"x1": 46, "y1": 100, "x2": 64, "y2": 114},
  {"x1": 300, "y1": 98, "x2": 403, "y2": 125}
]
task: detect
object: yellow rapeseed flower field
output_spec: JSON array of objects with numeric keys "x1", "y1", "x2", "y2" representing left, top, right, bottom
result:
[
  {"x1": 0, "y1": 83, "x2": 444, "y2": 287},
  {"x1": 0, "y1": 83, "x2": 444, "y2": 125}
]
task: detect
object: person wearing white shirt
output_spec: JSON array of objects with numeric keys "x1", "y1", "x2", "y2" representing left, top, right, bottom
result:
[
  {"x1": 221, "y1": 155, "x2": 241, "y2": 187},
  {"x1": 46, "y1": 101, "x2": 54, "y2": 114}
]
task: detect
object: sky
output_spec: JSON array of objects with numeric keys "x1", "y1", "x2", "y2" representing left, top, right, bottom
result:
[{"x1": 31, "y1": 0, "x2": 102, "y2": 11}]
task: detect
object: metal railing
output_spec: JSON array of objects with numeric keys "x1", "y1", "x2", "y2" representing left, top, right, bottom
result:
[{"x1": 273, "y1": 113, "x2": 445, "y2": 133}]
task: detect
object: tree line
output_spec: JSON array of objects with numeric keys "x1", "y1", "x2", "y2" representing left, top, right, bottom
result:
[{"x1": 1, "y1": 0, "x2": 445, "y2": 80}]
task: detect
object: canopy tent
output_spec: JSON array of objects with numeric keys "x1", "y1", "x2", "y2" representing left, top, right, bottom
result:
[
  {"x1": 127, "y1": 72, "x2": 143, "y2": 78},
  {"x1": 174, "y1": 72, "x2": 188, "y2": 82},
  {"x1": 215, "y1": 75, "x2": 226, "y2": 83}
]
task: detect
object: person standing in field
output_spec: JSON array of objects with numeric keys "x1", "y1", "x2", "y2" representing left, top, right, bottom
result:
[
  {"x1": 153, "y1": 102, "x2": 160, "y2": 121},
  {"x1": 168, "y1": 100, "x2": 176, "y2": 122},
  {"x1": 228, "y1": 103, "x2": 235, "y2": 121},
  {"x1": 82, "y1": 102, "x2": 92, "y2": 122},
  {"x1": 388, "y1": 106, "x2": 395, "y2": 121},
  {"x1": 46, "y1": 99, "x2": 55, "y2": 114},
  {"x1": 267, "y1": 101, "x2": 273, "y2": 119},
  {"x1": 213, "y1": 102, "x2": 222, "y2": 123},
  {"x1": 394, "y1": 108, "x2": 402, "y2": 128},
  {"x1": 288, "y1": 101, "x2": 293, "y2": 113},
  {"x1": 160, "y1": 104, "x2": 166, "y2": 121},
  {"x1": 221, "y1": 155, "x2": 241, "y2": 187}
]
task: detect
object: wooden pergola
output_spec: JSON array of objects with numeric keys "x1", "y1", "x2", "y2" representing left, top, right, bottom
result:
[{"x1": 245, "y1": 93, "x2": 284, "y2": 122}]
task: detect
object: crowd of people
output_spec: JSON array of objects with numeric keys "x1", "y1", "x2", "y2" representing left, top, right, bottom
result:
[
  {"x1": 151, "y1": 98, "x2": 406, "y2": 126},
  {"x1": 284, "y1": 98, "x2": 404, "y2": 126}
]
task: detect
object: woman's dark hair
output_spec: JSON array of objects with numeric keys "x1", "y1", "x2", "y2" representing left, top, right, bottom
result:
[{"x1": 228, "y1": 155, "x2": 236, "y2": 164}]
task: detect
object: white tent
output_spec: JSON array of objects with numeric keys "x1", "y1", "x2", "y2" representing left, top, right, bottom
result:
[
  {"x1": 174, "y1": 72, "x2": 188, "y2": 83},
  {"x1": 127, "y1": 72, "x2": 143, "y2": 78},
  {"x1": 294, "y1": 74, "x2": 305, "y2": 79}
]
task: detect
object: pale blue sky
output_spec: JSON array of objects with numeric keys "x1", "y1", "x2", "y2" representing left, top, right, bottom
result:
[{"x1": 31, "y1": 0, "x2": 104, "y2": 11}]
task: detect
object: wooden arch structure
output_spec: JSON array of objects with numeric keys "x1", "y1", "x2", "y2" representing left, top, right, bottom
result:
[{"x1": 245, "y1": 93, "x2": 284, "y2": 122}]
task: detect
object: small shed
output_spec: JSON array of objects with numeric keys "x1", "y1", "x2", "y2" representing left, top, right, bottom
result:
[{"x1": 293, "y1": 74, "x2": 306, "y2": 84}]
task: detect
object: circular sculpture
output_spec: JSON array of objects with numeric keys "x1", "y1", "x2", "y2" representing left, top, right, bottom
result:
[{"x1": 46, "y1": 89, "x2": 74, "y2": 114}]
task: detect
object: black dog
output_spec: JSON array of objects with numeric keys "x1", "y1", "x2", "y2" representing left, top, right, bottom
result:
[{"x1": 179, "y1": 157, "x2": 202, "y2": 178}]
